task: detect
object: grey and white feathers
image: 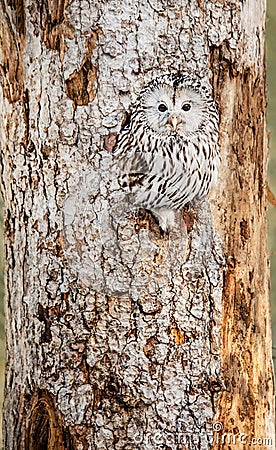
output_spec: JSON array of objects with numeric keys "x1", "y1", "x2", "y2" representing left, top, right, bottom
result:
[{"x1": 113, "y1": 73, "x2": 220, "y2": 231}]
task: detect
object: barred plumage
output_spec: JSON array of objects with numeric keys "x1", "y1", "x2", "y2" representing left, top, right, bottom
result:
[{"x1": 113, "y1": 73, "x2": 220, "y2": 231}]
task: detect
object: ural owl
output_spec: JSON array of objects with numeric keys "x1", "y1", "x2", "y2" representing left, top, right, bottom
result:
[{"x1": 113, "y1": 73, "x2": 220, "y2": 231}]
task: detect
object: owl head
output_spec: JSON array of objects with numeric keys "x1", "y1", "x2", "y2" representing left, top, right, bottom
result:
[{"x1": 137, "y1": 73, "x2": 217, "y2": 138}]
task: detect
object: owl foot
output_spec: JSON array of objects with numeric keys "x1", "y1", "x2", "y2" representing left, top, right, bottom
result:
[{"x1": 149, "y1": 208, "x2": 176, "y2": 233}]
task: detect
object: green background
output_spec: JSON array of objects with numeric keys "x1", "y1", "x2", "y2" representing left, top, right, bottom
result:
[
  {"x1": 0, "y1": 1, "x2": 275, "y2": 444},
  {"x1": 267, "y1": 0, "x2": 276, "y2": 359}
]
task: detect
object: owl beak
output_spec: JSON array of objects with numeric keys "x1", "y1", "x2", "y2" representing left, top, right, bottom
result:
[{"x1": 168, "y1": 115, "x2": 181, "y2": 131}]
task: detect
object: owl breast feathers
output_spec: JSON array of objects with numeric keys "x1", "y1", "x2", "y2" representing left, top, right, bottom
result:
[{"x1": 113, "y1": 73, "x2": 220, "y2": 231}]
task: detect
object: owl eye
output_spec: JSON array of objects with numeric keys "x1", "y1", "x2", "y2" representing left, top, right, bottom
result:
[
  {"x1": 182, "y1": 103, "x2": 191, "y2": 111},
  {"x1": 158, "y1": 103, "x2": 168, "y2": 112}
]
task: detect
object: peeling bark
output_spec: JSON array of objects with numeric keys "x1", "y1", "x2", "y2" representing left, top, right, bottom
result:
[
  {"x1": 65, "y1": 31, "x2": 100, "y2": 106},
  {"x1": 0, "y1": 0, "x2": 273, "y2": 449},
  {"x1": 210, "y1": 42, "x2": 274, "y2": 448},
  {"x1": 0, "y1": 0, "x2": 25, "y2": 102}
]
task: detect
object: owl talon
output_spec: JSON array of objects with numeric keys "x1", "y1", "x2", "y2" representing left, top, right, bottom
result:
[{"x1": 149, "y1": 208, "x2": 176, "y2": 233}]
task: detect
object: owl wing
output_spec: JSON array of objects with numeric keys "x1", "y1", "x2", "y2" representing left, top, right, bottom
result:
[
  {"x1": 114, "y1": 145, "x2": 149, "y2": 190},
  {"x1": 124, "y1": 152, "x2": 149, "y2": 188}
]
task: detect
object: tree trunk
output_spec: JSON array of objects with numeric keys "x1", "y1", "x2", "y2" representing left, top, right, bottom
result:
[{"x1": 0, "y1": 0, "x2": 273, "y2": 449}]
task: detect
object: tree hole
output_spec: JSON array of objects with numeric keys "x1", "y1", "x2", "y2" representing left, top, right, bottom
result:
[{"x1": 25, "y1": 390, "x2": 68, "y2": 450}]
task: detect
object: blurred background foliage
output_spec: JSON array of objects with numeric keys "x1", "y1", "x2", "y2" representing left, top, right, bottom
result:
[
  {"x1": 0, "y1": 1, "x2": 275, "y2": 445},
  {"x1": 267, "y1": 0, "x2": 276, "y2": 360},
  {"x1": 0, "y1": 204, "x2": 3, "y2": 445}
]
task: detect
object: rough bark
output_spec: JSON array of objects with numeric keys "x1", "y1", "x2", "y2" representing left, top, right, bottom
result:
[{"x1": 0, "y1": 0, "x2": 273, "y2": 449}]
